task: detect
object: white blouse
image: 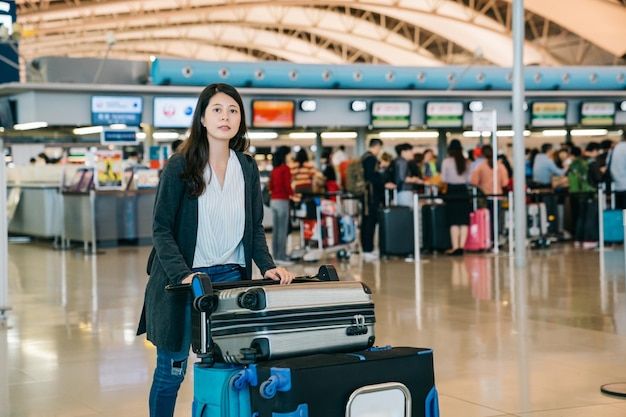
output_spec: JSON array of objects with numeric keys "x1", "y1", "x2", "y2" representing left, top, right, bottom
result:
[{"x1": 193, "y1": 150, "x2": 246, "y2": 268}]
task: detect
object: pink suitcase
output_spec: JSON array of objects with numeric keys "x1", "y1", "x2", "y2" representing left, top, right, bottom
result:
[{"x1": 464, "y1": 208, "x2": 491, "y2": 252}]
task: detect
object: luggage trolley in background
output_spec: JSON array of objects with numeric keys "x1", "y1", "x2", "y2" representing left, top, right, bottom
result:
[{"x1": 292, "y1": 195, "x2": 359, "y2": 262}]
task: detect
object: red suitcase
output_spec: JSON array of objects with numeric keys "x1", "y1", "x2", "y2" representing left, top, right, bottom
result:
[{"x1": 464, "y1": 208, "x2": 491, "y2": 252}]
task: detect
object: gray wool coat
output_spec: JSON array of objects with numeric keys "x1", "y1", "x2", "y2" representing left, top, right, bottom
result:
[{"x1": 136, "y1": 151, "x2": 276, "y2": 352}]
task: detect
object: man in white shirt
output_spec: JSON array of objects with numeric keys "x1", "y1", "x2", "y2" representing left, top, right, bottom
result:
[{"x1": 332, "y1": 145, "x2": 349, "y2": 166}]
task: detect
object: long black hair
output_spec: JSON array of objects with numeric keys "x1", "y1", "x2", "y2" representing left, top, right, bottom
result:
[
  {"x1": 178, "y1": 83, "x2": 249, "y2": 197},
  {"x1": 272, "y1": 146, "x2": 291, "y2": 167}
]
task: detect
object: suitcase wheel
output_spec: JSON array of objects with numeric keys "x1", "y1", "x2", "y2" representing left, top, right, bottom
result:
[{"x1": 259, "y1": 368, "x2": 291, "y2": 399}]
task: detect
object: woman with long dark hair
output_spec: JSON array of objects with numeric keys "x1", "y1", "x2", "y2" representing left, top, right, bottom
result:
[
  {"x1": 136, "y1": 83, "x2": 294, "y2": 417},
  {"x1": 441, "y1": 139, "x2": 471, "y2": 255}
]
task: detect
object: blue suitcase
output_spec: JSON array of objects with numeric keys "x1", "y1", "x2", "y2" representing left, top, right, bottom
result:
[
  {"x1": 603, "y1": 209, "x2": 624, "y2": 243},
  {"x1": 192, "y1": 363, "x2": 251, "y2": 417}
]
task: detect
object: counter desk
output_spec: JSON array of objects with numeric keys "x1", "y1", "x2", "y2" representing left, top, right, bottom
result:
[{"x1": 62, "y1": 188, "x2": 156, "y2": 248}]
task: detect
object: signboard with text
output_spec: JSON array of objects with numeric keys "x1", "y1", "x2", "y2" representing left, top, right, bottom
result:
[
  {"x1": 371, "y1": 101, "x2": 411, "y2": 128},
  {"x1": 426, "y1": 102, "x2": 464, "y2": 128},
  {"x1": 91, "y1": 96, "x2": 143, "y2": 126},
  {"x1": 580, "y1": 102, "x2": 615, "y2": 126}
]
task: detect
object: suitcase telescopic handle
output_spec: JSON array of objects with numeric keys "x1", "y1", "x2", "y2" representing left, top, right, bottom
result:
[{"x1": 164, "y1": 264, "x2": 339, "y2": 294}]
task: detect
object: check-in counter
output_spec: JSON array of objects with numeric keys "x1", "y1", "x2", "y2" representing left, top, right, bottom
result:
[
  {"x1": 7, "y1": 184, "x2": 63, "y2": 239},
  {"x1": 62, "y1": 189, "x2": 155, "y2": 248}
]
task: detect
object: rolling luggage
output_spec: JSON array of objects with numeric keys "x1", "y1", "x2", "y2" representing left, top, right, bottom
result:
[
  {"x1": 464, "y1": 208, "x2": 491, "y2": 252},
  {"x1": 338, "y1": 215, "x2": 357, "y2": 244},
  {"x1": 421, "y1": 204, "x2": 451, "y2": 253},
  {"x1": 185, "y1": 269, "x2": 376, "y2": 365},
  {"x1": 527, "y1": 202, "x2": 550, "y2": 248},
  {"x1": 529, "y1": 191, "x2": 558, "y2": 235},
  {"x1": 603, "y1": 209, "x2": 624, "y2": 243},
  {"x1": 378, "y1": 189, "x2": 415, "y2": 257},
  {"x1": 248, "y1": 346, "x2": 440, "y2": 417},
  {"x1": 192, "y1": 363, "x2": 251, "y2": 417},
  {"x1": 378, "y1": 206, "x2": 414, "y2": 256}
]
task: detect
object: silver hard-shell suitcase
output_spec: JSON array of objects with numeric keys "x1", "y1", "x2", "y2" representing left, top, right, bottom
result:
[
  {"x1": 178, "y1": 266, "x2": 376, "y2": 365},
  {"x1": 208, "y1": 281, "x2": 375, "y2": 364}
]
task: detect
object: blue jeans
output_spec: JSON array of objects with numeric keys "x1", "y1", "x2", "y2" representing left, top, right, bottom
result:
[{"x1": 148, "y1": 264, "x2": 244, "y2": 417}]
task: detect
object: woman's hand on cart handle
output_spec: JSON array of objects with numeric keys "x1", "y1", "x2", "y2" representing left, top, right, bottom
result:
[{"x1": 264, "y1": 267, "x2": 295, "y2": 284}]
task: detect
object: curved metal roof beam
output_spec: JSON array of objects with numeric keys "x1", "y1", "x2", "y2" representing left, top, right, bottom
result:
[
  {"x1": 205, "y1": 5, "x2": 442, "y2": 65},
  {"x1": 23, "y1": 24, "x2": 346, "y2": 64},
  {"x1": 504, "y1": 0, "x2": 626, "y2": 57},
  {"x1": 17, "y1": 2, "x2": 443, "y2": 65},
  {"x1": 356, "y1": 1, "x2": 559, "y2": 66},
  {"x1": 16, "y1": 0, "x2": 561, "y2": 66}
]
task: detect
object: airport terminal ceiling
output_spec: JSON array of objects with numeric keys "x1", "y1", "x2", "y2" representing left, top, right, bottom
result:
[{"x1": 12, "y1": 0, "x2": 626, "y2": 68}]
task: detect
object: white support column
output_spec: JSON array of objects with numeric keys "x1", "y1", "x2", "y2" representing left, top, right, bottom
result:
[
  {"x1": 512, "y1": 0, "x2": 526, "y2": 268},
  {"x1": 0, "y1": 139, "x2": 10, "y2": 321}
]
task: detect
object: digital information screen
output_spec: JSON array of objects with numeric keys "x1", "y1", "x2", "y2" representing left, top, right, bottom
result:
[{"x1": 251, "y1": 100, "x2": 295, "y2": 128}]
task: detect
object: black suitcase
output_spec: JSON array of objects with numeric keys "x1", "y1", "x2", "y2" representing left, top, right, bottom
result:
[
  {"x1": 248, "y1": 346, "x2": 440, "y2": 417},
  {"x1": 421, "y1": 204, "x2": 451, "y2": 253},
  {"x1": 378, "y1": 206, "x2": 414, "y2": 256}
]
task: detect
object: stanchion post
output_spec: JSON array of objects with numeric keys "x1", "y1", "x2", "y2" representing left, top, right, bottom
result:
[
  {"x1": 623, "y1": 209, "x2": 626, "y2": 277},
  {"x1": 598, "y1": 186, "x2": 605, "y2": 253},
  {"x1": 89, "y1": 189, "x2": 98, "y2": 255},
  {"x1": 508, "y1": 191, "x2": 514, "y2": 258},
  {"x1": 413, "y1": 192, "x2": 421, "y2": 265}
]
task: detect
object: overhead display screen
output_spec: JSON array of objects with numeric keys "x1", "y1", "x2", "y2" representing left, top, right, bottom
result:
[
  {"x1": 425, "y1": 102, "x2": 463, "y2": 128},
  {"x1": 580, "y1": 102, "x2": 615, "y2": 126},
  {"x1": 91, "y1": 95, "x2": 143, "y2": 126},
  {"x1": 371, "y1": 101, "x2": 411, "y2": 128},
  {"x1": 531, "y1": 101, "x2": 567, "y2": 127},
  {"x1": 251, "y1": 100, "x2": 295, "y2": 128},
  {"x1": 153, "y1": 97, "x2": 198, "y2": 128}
]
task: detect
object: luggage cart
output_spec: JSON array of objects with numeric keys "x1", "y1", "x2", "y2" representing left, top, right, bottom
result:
[{"x1": 291, "y1": 194, "x2": 359, "y2": 262}]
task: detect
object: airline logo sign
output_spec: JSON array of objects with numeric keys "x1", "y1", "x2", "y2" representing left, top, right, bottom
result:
[{"x1": 153, "y1": 97, "x2": 197, "y2": 128}]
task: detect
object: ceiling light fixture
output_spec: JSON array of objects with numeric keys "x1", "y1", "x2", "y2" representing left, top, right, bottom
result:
[
  {"x1": 289, "y1": 132, "x2": 317, "y2": 140},
  {"x1": 248, "y1": 132, "x2": 278, "y2": 140},
  {"x1": 379, "y1": 131, "x2": 439, "y2": 139},
  {"x1": 320, "y1": 132, "x2": 358, "y2": 139},
  {"x1": 13, "y1": 121, "x2": 48, "y2": 130},
  {"x1": 73, "y1": 126, "x2": 104, "y2": 135}
]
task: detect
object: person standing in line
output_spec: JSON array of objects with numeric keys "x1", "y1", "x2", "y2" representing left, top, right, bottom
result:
[
  {"x1": 469, "y1": 145, "x2": 509, "y2": 243},
  {"x1": 531, "y1": 143, "x2": 568, "y2": 189},
  {"x1": 361, "y1": 138, "x2": 396, "y2": 261},
  {"x1": 610, "y1": 131, "x2": 626, "y2": 209},
  {"x1": 393, "y1": 143, "x2": 424, "y2": 207},
  {"x1": 572, "y1": 142, "x2": 601, "y2": 248},
  {"x1": 441, "y1": 139, "x2": 471, "y2": 256},
  {"x1": 332, "y1": 144, "x2": 349, "y2": 167},
  {"x1": 290, "y1": 148, "x2": 323, "y2": 195},
  {"x1": 421, "y1": 148, "x2": 438, "y2": 180},
  {"x1": 269, "y1": 146, "x2": 295, "y2": 265},
  {"x1": 136, "y1": 83, "x2": 295, "y2": 417}
]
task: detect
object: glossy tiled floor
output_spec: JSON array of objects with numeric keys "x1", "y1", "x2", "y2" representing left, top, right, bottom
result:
[{"x1": 3, "y1": 236, "x2": 626, "y2": 417}]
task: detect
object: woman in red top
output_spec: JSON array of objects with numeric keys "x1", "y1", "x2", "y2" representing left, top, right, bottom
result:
[{"x1": 269, "y1": 146, "x2": 295, "y2": 265}]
